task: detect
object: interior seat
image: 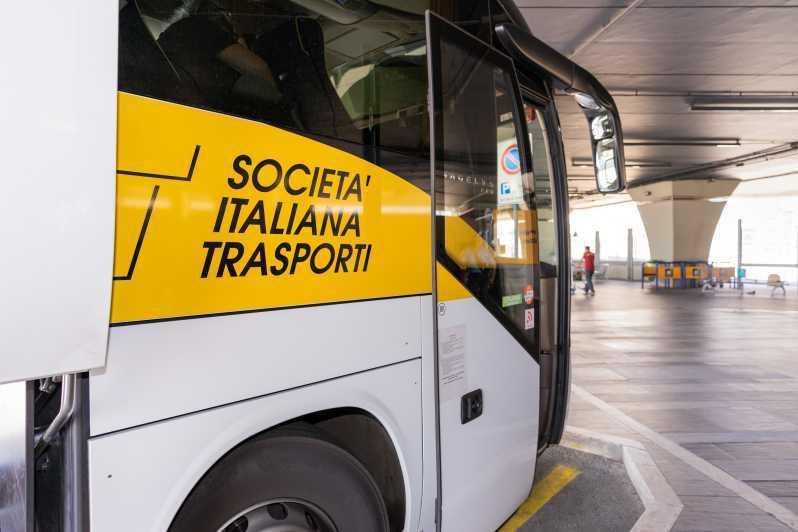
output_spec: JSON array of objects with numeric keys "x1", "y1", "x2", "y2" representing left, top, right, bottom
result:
[{"x1": 252, "y1": 17, "x2": 359, "y2": 142}]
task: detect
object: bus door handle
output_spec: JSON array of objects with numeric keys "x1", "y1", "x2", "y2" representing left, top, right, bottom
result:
[{"x1": 461, "y1": 389, "x2": 483, "y2": 424}]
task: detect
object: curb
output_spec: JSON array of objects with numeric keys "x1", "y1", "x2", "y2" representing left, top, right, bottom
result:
[{"x1": 562, "y1": 426, "x2": 683, "y2": 532}]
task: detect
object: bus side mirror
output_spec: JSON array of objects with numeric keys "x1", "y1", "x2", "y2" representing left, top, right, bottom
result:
[{"x1": 572, "y1": 93, "x2": 626, "y2": 193}]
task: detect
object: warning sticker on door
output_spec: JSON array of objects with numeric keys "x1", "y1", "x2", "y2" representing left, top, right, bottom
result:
[
  {"x1": 524, "y1": 308, "x2": 535, "y2": 330},
  {"x1": 524, "y1": 284, "x2": 534, "y2": 305},
  {"x1": 439, "y1": 325, "x2": 467, "y2": 402}
]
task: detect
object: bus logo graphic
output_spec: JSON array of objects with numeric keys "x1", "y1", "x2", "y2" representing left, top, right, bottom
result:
[{"x1": 500, "y1": 144, "x2": 520, "y2": 175}]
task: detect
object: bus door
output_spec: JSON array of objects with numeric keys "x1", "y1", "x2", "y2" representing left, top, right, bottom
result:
[{"x1": 427, "y1": 12, "x2": 540, "y2": 531}]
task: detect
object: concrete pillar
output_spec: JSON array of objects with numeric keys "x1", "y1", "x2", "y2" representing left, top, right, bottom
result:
[
  {"x1": 595, "y1": 231, "x2": 601, "y2": 267},
  {"x1": 737, "y1": 218, "x2": 743, "y2": 274},
  {"x1": 627, "y1": 228, "x2": 634, "y2": 280},
  {"x1": 629, "y1": 179, "x2": 739, "y2": 262}
]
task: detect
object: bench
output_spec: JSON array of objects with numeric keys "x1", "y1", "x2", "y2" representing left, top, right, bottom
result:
[{"x1": 738, "y1": 275, "x2": 788, "y2": 296}]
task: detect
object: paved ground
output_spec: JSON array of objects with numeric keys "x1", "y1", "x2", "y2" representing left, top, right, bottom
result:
[
  {"x1": 514, "y1": 445, "x2": 644, "y2": 532},
  {"x1": 569, "y1": 280, "x2": 798, "y2": 531}
]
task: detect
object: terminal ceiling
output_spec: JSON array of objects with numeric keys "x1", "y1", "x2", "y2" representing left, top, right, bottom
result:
[{"x1": 516, "y1": 1, "x2": 798, "y2": 206}]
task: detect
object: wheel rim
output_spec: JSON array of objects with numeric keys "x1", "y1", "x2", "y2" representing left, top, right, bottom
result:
[{"x1": 217, "y1": 498, "x2": 338, "y2": 532}]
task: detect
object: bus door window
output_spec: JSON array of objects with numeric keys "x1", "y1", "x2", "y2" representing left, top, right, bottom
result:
[
  {"x1": 524, "y1": 103, "x2": 558, "y2": 277},
  {"x1": 436, "y1": 37, "x2": 538, "y2": 352}
]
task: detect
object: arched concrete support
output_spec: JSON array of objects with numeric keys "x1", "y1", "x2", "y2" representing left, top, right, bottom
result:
[{"x1": 629, "y1": 179, "x2": 739, "y2": 262}]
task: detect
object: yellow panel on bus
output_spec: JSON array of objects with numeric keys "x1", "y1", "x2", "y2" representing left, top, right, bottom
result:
[
  {"x1": 112, "y1": 93, "x2": 431, "y2": 324},
  {"x1": 436, "y1": 263, "x2": 472, "y2": 302}
]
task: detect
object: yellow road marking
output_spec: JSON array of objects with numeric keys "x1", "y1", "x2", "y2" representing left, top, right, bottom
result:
[{"x1": 498, "y1": 464, "x2": 581, "y2": 531}]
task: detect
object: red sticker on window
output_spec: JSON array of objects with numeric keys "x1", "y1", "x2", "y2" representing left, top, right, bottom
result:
[{"x1": 524, "y1": 284, "x2": 534, "y2": 305}]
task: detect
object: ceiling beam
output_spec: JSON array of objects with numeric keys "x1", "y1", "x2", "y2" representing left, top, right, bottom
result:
[
  {"x1": 629, "y1": 142, "x2": 798, "y2": 186},
  {"x1": 569, "y1": 0, "x2": 645, "y2": 58}
]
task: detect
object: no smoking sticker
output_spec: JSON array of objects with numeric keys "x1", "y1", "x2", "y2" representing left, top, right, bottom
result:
[{"x1": 525, "y1": 308, "x2": 534, "y2": 330}]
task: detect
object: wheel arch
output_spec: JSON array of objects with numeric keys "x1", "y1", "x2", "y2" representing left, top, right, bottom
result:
[
  {"x1": 88, "y1": 360, "x2": 424, "y2": 532},
  {"x1": 302, "y1": 408, "x2": 407, "y2": 532},
  {"x1": 171, "y1": 406, "x2": 408, "y2": 532}
]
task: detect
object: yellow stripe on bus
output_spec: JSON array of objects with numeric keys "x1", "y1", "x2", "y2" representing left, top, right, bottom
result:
[
  {"x1": 112, "y1": 93, "x2": 431, "y2": 324},
  {"x1": 436, "y1": 262, "x2": 472, "y2": 302},
  {"x1": 498, "y1": 464, "x2": 581, "y2": 531}
]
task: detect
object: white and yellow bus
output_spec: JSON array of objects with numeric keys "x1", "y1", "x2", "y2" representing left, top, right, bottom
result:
[{"x1": 0, "y1": 1, "x2": 625, "y2": 531}]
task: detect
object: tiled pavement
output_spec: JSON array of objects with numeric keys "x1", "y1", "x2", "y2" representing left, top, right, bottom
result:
[{"x1": 567, "y1": 281, "x2": 798, "y2": 531}]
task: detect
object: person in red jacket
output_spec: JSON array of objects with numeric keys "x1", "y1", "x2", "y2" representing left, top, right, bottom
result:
[{"x1": 582, "y1": 246, "x2": 596, "y2": 295}]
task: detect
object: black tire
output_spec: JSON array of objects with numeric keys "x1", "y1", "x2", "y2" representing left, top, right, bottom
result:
[{"x1": 169, "y1": 424, "x2": 390, "y2": 532}]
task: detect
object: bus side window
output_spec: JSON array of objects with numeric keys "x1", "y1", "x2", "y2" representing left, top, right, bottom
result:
[
  {"x1": 118, "y1": 1, "x2": 431, "y2": 190},
  {"x1": 118, "y1": 2, "x2": 201, "y2": 105},
  {"x1": 249, "y1": 18, "x2": 356, "y2": 140}
]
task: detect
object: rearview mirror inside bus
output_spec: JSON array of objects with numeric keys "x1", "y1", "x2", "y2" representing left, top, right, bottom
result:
[{"x1": 573, "y1": 93, "x2": 626, "y2": 193}]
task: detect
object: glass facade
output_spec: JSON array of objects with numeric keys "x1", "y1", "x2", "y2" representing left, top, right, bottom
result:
[
  {"x1": 710, "y1": 176, "x2": 798, "y2": 284},
  {"x1": 569, "y1": 201, "x2": 651, "y2": 263}
]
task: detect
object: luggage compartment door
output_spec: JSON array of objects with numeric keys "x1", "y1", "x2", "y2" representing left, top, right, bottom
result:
[{"x1": 0, "y1": 2, "x2": 117, "y2": 383}]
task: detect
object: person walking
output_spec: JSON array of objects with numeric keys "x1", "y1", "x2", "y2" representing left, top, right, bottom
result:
[{"x1": 582, "y1": 246, "x2": 596, "y2": 295}]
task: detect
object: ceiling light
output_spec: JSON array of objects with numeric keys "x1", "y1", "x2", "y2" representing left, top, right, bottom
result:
[
  {"x1": 624, "y1": 138, "x2": 740, "y2": 147},
  {"x1": 690, "y1": 97, "x2": 798, "y2": 112},
  {"x1": 628, "y1": 161, "x2": 671, "y2": 168},
  {"x1": 571, "y1": 159, "x2": 671, "y2": 168}
]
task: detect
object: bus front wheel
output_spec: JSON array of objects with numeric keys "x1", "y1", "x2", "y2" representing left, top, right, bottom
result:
[{"x1": 169, "y1": 424, "x2": 390, "y2": 532}]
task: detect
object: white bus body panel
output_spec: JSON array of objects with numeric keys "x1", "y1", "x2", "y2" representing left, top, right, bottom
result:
[
  {"x1": 90, "y1": 296, "x2": 423, "y2": 436},
  {"x1": 88, "y1": 358, "x2": 429, "y2": 532},
  {"x1": 0, "y1": 1, "x2": 117, "y2": 383},
  {"x1": 438, "y1": 298, "x2": 539, "y2": 532}
]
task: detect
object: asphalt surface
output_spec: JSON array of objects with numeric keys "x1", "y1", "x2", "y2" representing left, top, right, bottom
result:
[{"x1": 513, "y1": 445, "x2": 643, "y2": 532}]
